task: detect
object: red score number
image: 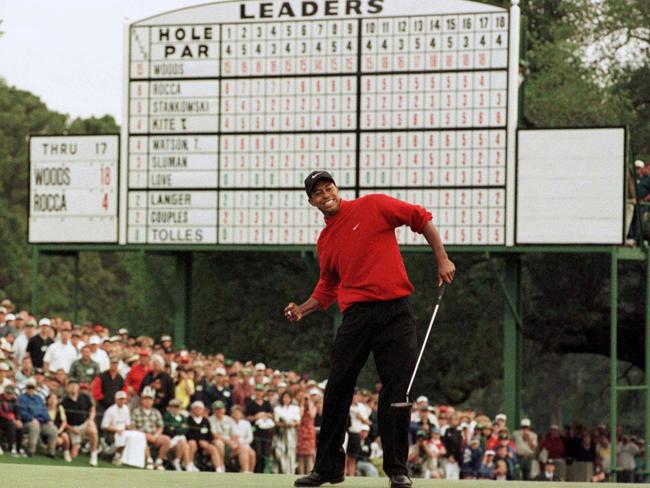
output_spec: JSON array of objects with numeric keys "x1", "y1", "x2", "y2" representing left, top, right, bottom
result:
[{"x1": 100, "y1": 165, "x2": 111, "y2": 212}]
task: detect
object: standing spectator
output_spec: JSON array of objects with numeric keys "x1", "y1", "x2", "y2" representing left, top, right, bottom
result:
[
  {"x1": 131, "y1": 386, "x2": 170, "y2": 470},
  {"x1": 125, "y1": 350, "x2": 151, "y2": 406},
  {"x1": 347, "y1": 390, "x2": 372, "y2": 476},
  {"x1": 61, "y1": 379, "x2": 98, "y2": 466},
  {"x1": 534, "y1": 459, "x2": 562, "y2": 481},
  {"x1": 17, "y1": 378, "x2": 57, "y2": 457},
  {"x1": 573, "y1": 430, "x2": 596, "y2": 482},
  {"x1": 618, "y1": 435, "x2": 640, "y2": 483},
  {"x1": 0, "y1": 385, "x2": 22, "y2": 456},
  {"x1": 443, "y1": 414, "x2": 463, "y2": 463},
  {"x1": 207, "y1": 367, "x2": 232, "y2": 412},
  {"x1": 494, "y1": 444, "x2": 516, "y2": 480},
  {"x1": 186, "y1": 400, "x2": 223, "y2": 473},
  {"x1": 140, "y1": 354, "x2": 174, "y2": 412},
  {"x1": 43, "y1": 324, "x2": 77, "y2": 374},
  {"x1": 513, "y1": 418, "x2": 538, "y2": 480},
  {"x1": 540, "y1": 425, "x2": 565, "y2": 479},
  {"x1": 162, "y1": 398, "x2": 191, "y2": 471},
  {"x1": 246, "y1": 384, "x2": 274, "y2": 473},
  {"x1": 174, "y1": 366, "x2": 194, "y2": 410},
  {"x1": 297, "y1": 394, "x2": 317, "y2": 475},
  {"x1": 231, "y1": 405, "x2": 256, "y2": 473},
  {"x1": 0, "y1": 362, "x2": 11, "y2": 391},
  {"x1": 0, "y1": 311, "x2": 17, "y2": 339},
  {"x1": 68, "y1": 345, "x2": 100, "y2": 385},
  {"x1": 30, "y1": 368, "x2": 50, "y2": 401},
  {"x1": 274, "y1": 391, "x2": 301, "y2": 474},
  {"x1": 91, "y1": 356, "x2": 125, "y2": 428},
  {"x1": 88, "y1": 336, "x2": 110, "y2": 372},
  {"x1": 101, "y1": 391, "x2": 147, "y2": 468},
  {"x1": 232, "y1": 369, "x2": 254, "y2": 408},
  {"x1": 12, "y1": 319, "x2": 36, "y2": 364},
  {"x1": 25, "y1": 319, "x2": 54, "y2": 369},
  {"x1": 46, "y1": 392, "x2": 71, "y2": 461}
]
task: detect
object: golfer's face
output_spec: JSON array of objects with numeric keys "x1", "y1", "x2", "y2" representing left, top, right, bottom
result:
[{"x1": 309, "y1": 181, "x2": 341, "y2": 216}]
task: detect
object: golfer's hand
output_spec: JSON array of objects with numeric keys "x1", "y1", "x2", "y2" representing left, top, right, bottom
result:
[
  {"x1": 284, "y1": 302, "x2": 303, "y2": 322},
  {"x1": 437, "y1": 257, "x2": 455, "y2": 286}
]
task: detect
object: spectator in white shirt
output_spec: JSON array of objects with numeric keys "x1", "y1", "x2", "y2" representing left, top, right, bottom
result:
[
  {"x1": 274, "y1": 391, "x2": 301, "y2": 474},
  {"x1": 347, "y1": 390, "x2": 372, "y2": 475},
  {"x1": 89, "y1": 336, "x2": 110, "y2": 372},
  {"x1": 43, "y1": 326, "x2": 77, "y2": 374},
  {"x1": 12, "y1": 319, "x2": 37, "y2": 364},
  {"x1": 101, "y1": 390, "x2": 147, "y2": 468},
  {"x1": 231, "y1": 405, "x2": 256, "y2": 472}
]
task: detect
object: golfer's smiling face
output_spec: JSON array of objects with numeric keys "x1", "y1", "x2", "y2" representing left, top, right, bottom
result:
[{"x1": 309, "y1": 180, "x2": 341, "y2": 216}]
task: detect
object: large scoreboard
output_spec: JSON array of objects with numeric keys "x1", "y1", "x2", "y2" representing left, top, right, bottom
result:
[{"x1": 120, "y1": 0, "x2": 520, "y2": 246}]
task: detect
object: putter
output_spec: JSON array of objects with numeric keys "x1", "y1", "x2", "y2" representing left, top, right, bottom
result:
[{"x1": 391, "y1": 283, "x2": 447, "y2": 410}]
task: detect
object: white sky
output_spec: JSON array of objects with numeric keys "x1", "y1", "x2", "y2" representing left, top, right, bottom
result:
[{"x1": 0, "y1": 0, "x2": 202, "y2": 124}]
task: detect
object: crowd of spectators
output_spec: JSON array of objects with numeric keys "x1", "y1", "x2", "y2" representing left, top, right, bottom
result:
[{"x1": 0, "y1": 298, "x2": 646, "y2": 482}]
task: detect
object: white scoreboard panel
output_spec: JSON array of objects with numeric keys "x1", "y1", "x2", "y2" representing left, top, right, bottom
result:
[
  {"x1": 29, "y1": 135, "x2": 119, "y2": 243},
  {"x1": 122, "y1": 0, "x2": 519, "y2": 246}
]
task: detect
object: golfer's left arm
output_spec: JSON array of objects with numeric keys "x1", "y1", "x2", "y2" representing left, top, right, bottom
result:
[{"x1": 422, "y1": 221, "x2": 455, "y2": 286}]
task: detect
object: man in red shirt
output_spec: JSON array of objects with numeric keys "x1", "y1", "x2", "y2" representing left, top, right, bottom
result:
[{"x1": 285, "y1": 171, "x2": 455, "y2": 488}]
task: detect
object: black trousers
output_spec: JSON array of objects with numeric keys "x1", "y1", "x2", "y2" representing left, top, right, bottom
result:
[
  {"x1": 313, "y1": 297, "x2": 417, "y2": 477},
  {"x1": 0, "y1": 418, "x2": 22, "y2": 450}
]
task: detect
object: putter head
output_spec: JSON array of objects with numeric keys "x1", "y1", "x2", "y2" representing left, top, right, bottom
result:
[{"x1": 390, "y1": 401, "x2": 413, "y2": 409}]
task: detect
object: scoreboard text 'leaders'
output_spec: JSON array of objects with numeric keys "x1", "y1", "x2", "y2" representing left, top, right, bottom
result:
[{"x1": 121, "y1": 0, "x2": 520, "y2": 246}]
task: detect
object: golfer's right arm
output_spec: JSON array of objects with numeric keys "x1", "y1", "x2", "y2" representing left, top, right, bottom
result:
[{"x1": 284, "y1": 297, "x2": 322, "y2": 322}]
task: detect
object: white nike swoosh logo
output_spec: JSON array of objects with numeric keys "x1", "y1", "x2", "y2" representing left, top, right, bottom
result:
[
  {"x1": 311, "y1": 172, "x2": 324, "y2": 179},
  {"x1": 353, "y1": 223, "x2": 360, "y2": 231}
]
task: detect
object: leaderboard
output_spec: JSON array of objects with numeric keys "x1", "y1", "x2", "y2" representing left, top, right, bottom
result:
[{"x1": 125, "y1": 0, "x2": 515, "y2": 246}]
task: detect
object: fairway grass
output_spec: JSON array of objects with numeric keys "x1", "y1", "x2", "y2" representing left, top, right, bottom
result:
[{"x1": 2, "y1": 462, "x2": 648, "y2": 488}]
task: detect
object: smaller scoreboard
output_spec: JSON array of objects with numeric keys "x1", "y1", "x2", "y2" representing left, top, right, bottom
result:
[{"x1": 29, "y1": 135, "x2": 119, "y2": 243}]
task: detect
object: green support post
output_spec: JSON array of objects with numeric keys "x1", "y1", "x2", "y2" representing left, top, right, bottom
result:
[
  {"x1": 645, "y1": 248, "x2": 650, "y2": 482},
  {"x1": 504, "y1": 255, "x2": 521, "y2": 430},
  {"x1": 31, "y1": 247, "x2": 39, "y2": 315},
  {"x1": 610, "y1": 251, "x2": 618, "y2": 481},
  {"x1": 173, "y1": 253, "x2": 192, "y2": 347},
  {"x1": 73, "y1": 253, "x2": 80, "y2": 324}
]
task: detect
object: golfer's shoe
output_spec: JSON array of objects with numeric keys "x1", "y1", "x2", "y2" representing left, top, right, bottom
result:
[
  {"x1": 388, "y1": 473, "x2": 413, "y2": 488},
  {"x1": 294, "y1": 471, "x2": 345, "y2": 487}
]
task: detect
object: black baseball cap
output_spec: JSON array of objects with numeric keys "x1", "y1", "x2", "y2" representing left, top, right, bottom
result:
[{"x1": 304, "y1": 171, "x2": 336, "y2": 196}]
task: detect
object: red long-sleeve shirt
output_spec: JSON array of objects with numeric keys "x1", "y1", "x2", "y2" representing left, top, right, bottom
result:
[{"x1": 311, "y1": 194, "x2": 432, "y2": 312}]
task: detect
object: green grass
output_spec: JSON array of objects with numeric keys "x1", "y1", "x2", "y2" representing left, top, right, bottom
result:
[{"x1": 0, "y1": 461, "x2": 648, "y2": 488}]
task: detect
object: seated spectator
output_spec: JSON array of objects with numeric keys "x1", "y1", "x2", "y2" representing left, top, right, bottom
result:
[
  {"x1": 61, "y1": 379, "x2": 98, "y2": 466},
  {"x1": 477, "y1": 450, "x2": 496, "y2": 479},
  {"x1": 445, "y1": 454, "x2": 460, "y2": 480},
  {"x1": 513, "y1": 418, "x2": 538, "y2": 480},
  {"x1": 0, "y1": 385, "x2": 22, "y2": 455},
  {"x1": 162, "y1": 398, "x2": 191, "y2": 471},
  {"x1": 493, "y1": 459, "x2": 510, "y2": 481},
  {"x1": 534, "y1": 459, "x2": 561, "y2": 481},
  {"x1": 101, "y1": 390, "x2": 147, "y2": 468},
  {"x1": 68, "y1": 345, "x2": 100, "y2": 385},
  {"x1": 46, "y1": 392, "x2": 70, "y2": 460},
  {"x1": 0, "y1": 362, "x2": 11, "y2": 391},
  {"x1": 186, "y1": 400, "x2": 223, "y2": 472},
  {"x1": 540, "y1": 424, "x2": 565, "y2": 479},
  {"x1": 17, "y1": 378, "x2": 57, "y2": 457},
  {"x1": 494, "y1": 443, "x2": 516, "y2": 480},
  {"x1": 231, "y1": 404, "x2": 256, "y2": 473},
  {"x1": 207, "y1": 400, "x2": 233, "y2": 472},
  {"x1": 408, "y1": 429, "x2": 438, "y2": 478},
  {"x1": 131, "y1": 386, "x2": 170, "y2": 470},
  {"x1": 14, "y1": 357, "x2": 33, "y2": 386},
  {"x1": 355, "y1": 424, "x2": 379, "y2": 477},
  {"x1": 461, "y1": 436, "x2": 484, "y2": 479}
]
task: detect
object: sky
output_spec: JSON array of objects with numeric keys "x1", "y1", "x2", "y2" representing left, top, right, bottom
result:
[{"x1": 0, "y1": 0, "x2": 203, "y2": 124}]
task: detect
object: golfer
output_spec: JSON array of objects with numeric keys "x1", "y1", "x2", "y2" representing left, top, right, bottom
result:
[{"x1": 285, "y1": 171, "x2": 455, "y2": 488}]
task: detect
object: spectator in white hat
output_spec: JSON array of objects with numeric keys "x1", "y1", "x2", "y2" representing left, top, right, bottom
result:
[
  {"x1": 25, "y1": 320, "x2": 54, "y2": 369},
  {"x1": 512, "y1": 418, "x2": 538, "y2": 480},
  {"x1": 101, "y1": 390, "x2": 147, "y2": 468},
  {"x1": 186, "y1": 400, "x2": 223, "y2": 472},
  {"x1": 132, "y1": 386, "x2": 170, "y2": 470},
  {"x1": 0, "y1": 312, "x2": 17, "y2": 339}
]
